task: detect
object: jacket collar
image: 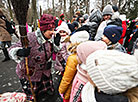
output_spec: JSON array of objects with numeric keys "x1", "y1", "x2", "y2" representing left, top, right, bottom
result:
[{"x1": 35, "y1": 28, "x2": 52, "y2": 44}]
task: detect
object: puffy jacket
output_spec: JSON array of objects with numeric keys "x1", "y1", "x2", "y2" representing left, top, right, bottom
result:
[
  {"x1": 75, "y1": 9, "x2": 102, "y2": 40},
  {"x1": 58, "y1": 54, "x2": 78, "y2": 99}
]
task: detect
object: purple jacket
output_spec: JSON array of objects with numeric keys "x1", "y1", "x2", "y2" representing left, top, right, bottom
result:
[{"x1": 9, "y1": 29, "x2": 53, "y2": 82}]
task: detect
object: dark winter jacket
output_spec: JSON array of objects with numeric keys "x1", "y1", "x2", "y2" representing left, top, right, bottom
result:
[
  {"x1": 75, "y1": 9, "x2": 102, "y2": 40},
  {"x1": 127, "y1": 31, "x2": 138, "y2": 54},
  {"x1": 95, "y1": 89, "x2": 128, "y2": 102}
]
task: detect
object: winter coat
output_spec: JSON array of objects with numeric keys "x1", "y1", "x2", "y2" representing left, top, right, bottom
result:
[
  {"x1": 75, "y1": 9, "x2": 102, "y2": 40},
  {"x1": 0, "y1": 17, "x2": 12, "y2": 41},
  {"x1": 119, "y1": 21, "x2": 127, "y2": 45},
  {"x1": 94, "y1": 20, "x2": 107, "y2": 41},
  {"x1": 58, "y1": 54, "x2": 78, "y2": 99},
  {"x1": 8, "y1": 29, "x2": 53, "y2": 82},
  {"x1": 69, "y1": 64, "x2": 88, "y2": 102},
  {"x1": 54, "y1": 42, "x2": 70, "y2": 72}
]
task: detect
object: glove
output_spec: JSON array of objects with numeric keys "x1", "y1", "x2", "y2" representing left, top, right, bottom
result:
[
  {"x1": 54, "y1": 33, "x2": 61, "y2": 46},
  {"x1": 17, "y1": 47, "x2": 31, "y2": 57}
]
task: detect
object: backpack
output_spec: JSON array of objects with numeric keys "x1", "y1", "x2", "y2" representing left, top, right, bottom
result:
[{"x1": 0, "y1": 16, "x2": 15, "y2": 35}]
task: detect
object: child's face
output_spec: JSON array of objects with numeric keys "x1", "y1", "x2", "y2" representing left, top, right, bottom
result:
[
  {"x1": 103, "y1": 14, "x2": 111, "y2": 20},
  {"x1": 59, "y1": 30, "x2": 68, "y2": 37},
  {"x1": 101, "y1": 35, "x2": 111, "y2": 45}
]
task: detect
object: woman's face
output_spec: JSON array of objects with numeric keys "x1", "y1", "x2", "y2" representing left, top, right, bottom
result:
[
  {"x1": 103, "y1": 14, "x2": 111, "y2": 20},
  {"x1": 101, "y1": 35, "x2": 110, "y2": 45},
  {"x1": 43, "y1": 28, "x2": 55, "y2": 39}
]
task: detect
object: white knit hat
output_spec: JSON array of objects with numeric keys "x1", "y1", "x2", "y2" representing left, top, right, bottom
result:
[
  {"x1": 70, "y1": 31, "x2": 89, "y2": 43},
  {"x1": 86, "y1": 50, "x2": 138, "y2": 94},
  {"x1": 56, "y1": 21, "x2": 71, "y2": 34}
]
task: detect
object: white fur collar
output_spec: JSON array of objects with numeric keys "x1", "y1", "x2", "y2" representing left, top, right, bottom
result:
[{"x1": 35, "y1": 28, "x2": 52, "y2": 44}]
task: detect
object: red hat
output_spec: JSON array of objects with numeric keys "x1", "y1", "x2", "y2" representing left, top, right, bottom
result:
[
  {"x1": 59, "y1": 13, "x2": 64, "y2": 18},
  {"x1": 40, "y1": 14, "x2": 55, "y2": 31}
]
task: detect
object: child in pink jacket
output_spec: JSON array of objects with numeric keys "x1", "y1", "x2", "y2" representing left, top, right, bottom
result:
[{"x1": 69, "y1": 41, "x2": 107, "y2": 102}]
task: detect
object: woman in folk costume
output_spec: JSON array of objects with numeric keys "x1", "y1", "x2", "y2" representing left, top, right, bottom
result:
[
  {"x1": 101, "y1": 25, "x2": 127, "y2": 53},
  {"x1": 54, "y1": 22, "x2": 71, "y2": 73},
  {"x1": 82, "y1": 50, "x2": 138, "y2": 102},
  {"x1": 8, "y1": 14, "x2": 56, "y2": 101},
  {"x1": 58, "y1": 31, "x2": 90, "y2": 102},
  {"x1": 69, "y1": 41, "x2": 107, "y2": 102}
]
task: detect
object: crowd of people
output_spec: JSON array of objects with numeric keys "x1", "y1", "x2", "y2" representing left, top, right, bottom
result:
[{"x1": 0, "y1": 3, "x2": 138, "y2": 102}]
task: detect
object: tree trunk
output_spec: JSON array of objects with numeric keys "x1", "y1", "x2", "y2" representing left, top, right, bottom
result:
[
  {"x1": 52, "y1": 0, "x2": 55, "y2": 15},
  {"x1": 32, "y1": 0, "x2": 37, "y2": 31},
  {"x1": 63, "y1": 0, "x2": 66, "y2": 14},
  {"x1": 101, "y1": 0, "x2": 105, "y2": 11},
  {"x1": 69, "y1": 0, "x2": 73, "y2": 20},
  {"x1": 86, "y1": 0, "x2": 90, "y2": 14},
  {"x1": 7, "y1": 0, "x2": 13, "y2": 20},
  {"x1": 118, "y1": 0, "x2": 122, "y2": 10},
  {"x1": 40, "y1": 6, "x2": 42, "y2": 17}
]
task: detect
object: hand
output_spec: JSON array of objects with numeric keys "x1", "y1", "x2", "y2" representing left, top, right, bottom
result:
[
  {"x1": 54, "y1": 33, "x2": 61, "y2": 46},
  {"x1": 17, "y1": 47, "x2": 31, "y2": 57}
]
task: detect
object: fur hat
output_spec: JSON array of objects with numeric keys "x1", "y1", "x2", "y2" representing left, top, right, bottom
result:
[
  {"x1": 70, "y1": 31, "x2": 89, "y2": 44},
  {"x1": 86, "y1": 50, "x2": 138, "y2": 94},
  {"x1": 77, "y1": 41, "x2": 107, "y2": 64},
  {"x1": 39, "y1": 14, "x2": 55, "y2": 31},
  {"x1": 103, "y1": 25, "x2": 123, "y2": 44},
  {"x1": 102, "y1": 4, "x2": 114, "y2": 16}
]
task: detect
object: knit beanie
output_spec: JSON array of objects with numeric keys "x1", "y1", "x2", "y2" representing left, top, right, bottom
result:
[
  {"x1": 39, "y1": 14, "x2": 55, "y2": 31},
  {"x1": 70, "y1": 31, "x2": 89, "y2": 44},
  {"x1": 67, "y1": 23, "x2": 75, "y2": 32},
  {"x1": 102, "y1": 4, "x2": 114, "y2": 16},
  {"x1": 86, "y1": 50, "x2": 138, "y2": 95},
  {"x1": 77, "y1": 41, "x2": 107, "y2": 64},
  {"x1": 72, "y1": 21, "x2": 79, "y2": 28},
  {"x1": 103, "y1": 25, "x2": 123, "y2": 44},
  {"x1": 56, "y1": 22, "x2": 71, "y2": 34}
]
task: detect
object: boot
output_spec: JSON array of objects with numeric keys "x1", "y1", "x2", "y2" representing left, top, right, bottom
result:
[{"x1": 2, "y1": 48, "x2": 10, "y2": 62}]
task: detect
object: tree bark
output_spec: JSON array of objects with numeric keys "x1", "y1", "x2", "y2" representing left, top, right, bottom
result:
[
  {"x1": 7, "y1": 0, "x2": 13, "y2": 20},
  {"x1": 32, "y1": 0, "x2": 37, "y2": 31}
]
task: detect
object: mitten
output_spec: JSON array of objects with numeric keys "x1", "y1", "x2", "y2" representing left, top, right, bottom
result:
[
  {"x1": 17, "y1": 47, "x2": 31, "y2": 57},
  {"x1": 54, "y1": 33, "x2": 61, "y2": 46}
]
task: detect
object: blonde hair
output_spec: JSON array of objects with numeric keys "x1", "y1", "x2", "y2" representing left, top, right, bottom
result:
[
  {"x1": 67, "y1": 43, "x2": 80, "y2": 54},
  {"x1": 124, "y1": 87, "x2": 138, "y2": 102}
]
